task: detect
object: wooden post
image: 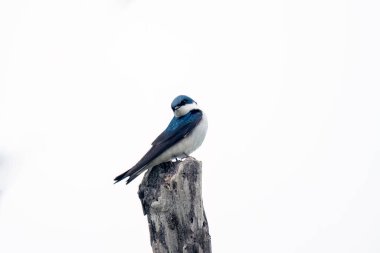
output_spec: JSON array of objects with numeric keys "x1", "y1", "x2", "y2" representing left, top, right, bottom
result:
[{"x1": 138, "y1": 157, "x2": 212, "y2": 253}]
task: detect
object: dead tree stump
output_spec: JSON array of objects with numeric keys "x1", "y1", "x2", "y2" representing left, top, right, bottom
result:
[{"x1": 138, "y1": 157, "x2": 212, "y2": 253}]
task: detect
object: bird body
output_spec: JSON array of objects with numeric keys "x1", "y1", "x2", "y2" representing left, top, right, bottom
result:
[{"x1": 114, "y1": 95, "x2": 207, "y2": 184}]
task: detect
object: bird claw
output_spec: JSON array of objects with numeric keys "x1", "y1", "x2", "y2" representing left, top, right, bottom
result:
[
  {"x1": 179, "y1": 153, "x2": 189, "y2": 161},
  {"x1": 172, "y1": 155, "x2": 188, "y2": 163}
]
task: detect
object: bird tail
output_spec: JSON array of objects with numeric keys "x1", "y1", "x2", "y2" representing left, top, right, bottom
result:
[{"x1": 114, "y1": 165, "x2": 148, "y2": 184}]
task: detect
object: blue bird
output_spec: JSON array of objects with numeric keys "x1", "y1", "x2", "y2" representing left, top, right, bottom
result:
[{"x1": 114, "y1": 95, "x2": 208, "y2": 184}]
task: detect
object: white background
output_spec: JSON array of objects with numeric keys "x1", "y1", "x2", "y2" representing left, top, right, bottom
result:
[{"x1": 1, "y1": 0, "x2": 380, "y2": 252}]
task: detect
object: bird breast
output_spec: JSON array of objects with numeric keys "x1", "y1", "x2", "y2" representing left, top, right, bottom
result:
[
  {"x1": 154, "y1": 113, "x2": 208, "y2": 164},
  {"x1": 183, "y1": 113, "x2": 208, "y2": 155}
]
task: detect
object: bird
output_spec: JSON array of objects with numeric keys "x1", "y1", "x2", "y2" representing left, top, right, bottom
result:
[{"x1": 114, "y1": 95, "x2": 208, "y2": 185}]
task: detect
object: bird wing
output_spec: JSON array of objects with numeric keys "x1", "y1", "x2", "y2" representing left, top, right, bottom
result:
[
  {"x1": 114, "y1": 110, "x2": 203, "y2": 184},
  {"x1": 152, "y1": 109, "x2": 203, "y2": 146}
]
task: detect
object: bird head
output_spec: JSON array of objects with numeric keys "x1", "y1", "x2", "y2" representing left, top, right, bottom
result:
[{"x1": 171, "y1": 95, "x2": 199, "y2": 117}]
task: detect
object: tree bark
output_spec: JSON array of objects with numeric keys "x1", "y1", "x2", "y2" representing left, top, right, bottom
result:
[{"x1": 138, "y1": 157, "x2": 212, "y2": 253}]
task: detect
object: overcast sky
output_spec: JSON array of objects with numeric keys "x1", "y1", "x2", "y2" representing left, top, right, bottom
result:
[{"x1": 1, "y1": 0, "x2": 380, "y2": 252}]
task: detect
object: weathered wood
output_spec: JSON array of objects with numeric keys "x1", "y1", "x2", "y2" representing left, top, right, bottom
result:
[{"x1": 138, "y1": 157, "x2": 212, "y2": 253}]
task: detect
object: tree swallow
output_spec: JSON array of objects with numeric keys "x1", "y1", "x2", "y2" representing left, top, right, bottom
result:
[{"x1": 114, "y1": 95, "x2": 208, "y2": 184}]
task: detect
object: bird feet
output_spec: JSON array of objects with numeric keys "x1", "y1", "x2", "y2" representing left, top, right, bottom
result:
[
  {"x1": 172, "y1": 153, "x2": 189, "y2": 162},
  {"x1": 179, "y1": 153, "x2": 189, "y2": 161}
]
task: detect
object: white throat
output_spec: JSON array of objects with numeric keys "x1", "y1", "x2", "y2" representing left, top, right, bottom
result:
[{"x1": 174, "y1": 102, "x2": 199, "y2": 117}]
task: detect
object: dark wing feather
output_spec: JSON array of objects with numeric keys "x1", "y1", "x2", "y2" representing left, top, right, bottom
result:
[
  {"x1": 114, "y1": 110, "x2": 203, "y2": 184},
  {"x1": 152, "y1": 110, "x2": 202, "y2": 145}
]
